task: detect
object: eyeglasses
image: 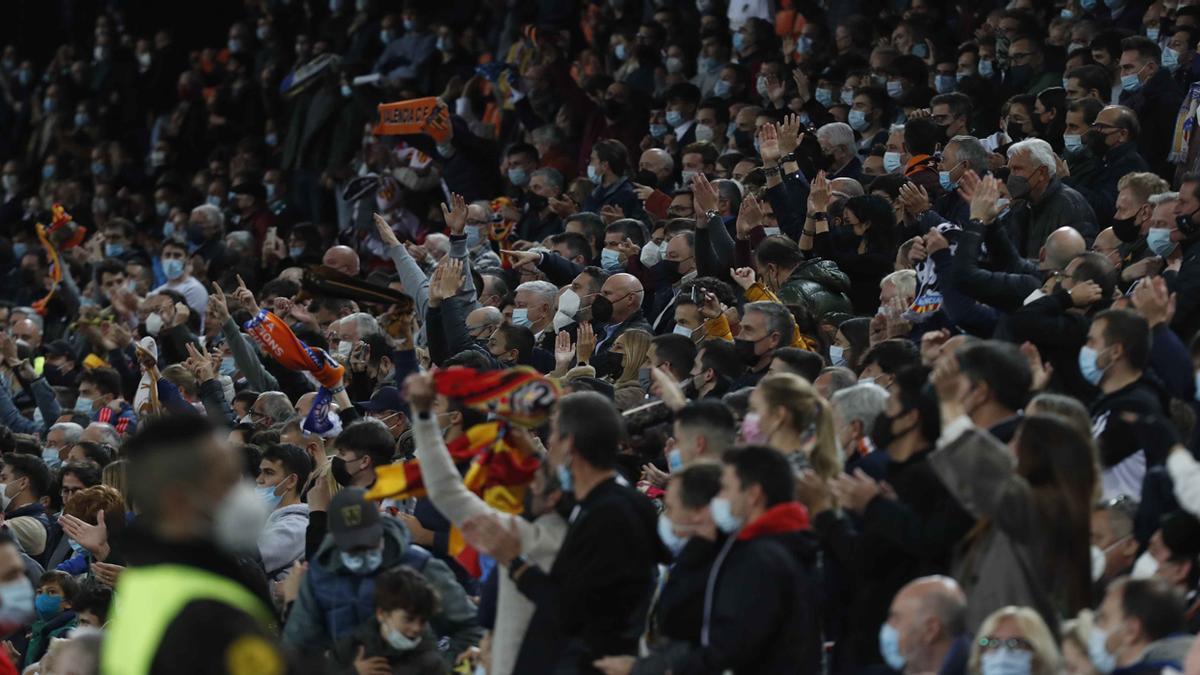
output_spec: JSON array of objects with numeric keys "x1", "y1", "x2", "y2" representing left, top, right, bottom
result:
[
  {"x1": 1090, "y1": 122, "x2": 1123, "y2": 132},
  {"x1": 978, "y1": 637, "x2": 1033, "y2": 652}
]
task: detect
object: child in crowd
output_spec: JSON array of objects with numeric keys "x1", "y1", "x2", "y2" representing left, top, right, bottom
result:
[
  {"x1": 22, "y1": 571, "x2": 79, "y2": 668},
  {"x1": 331, "y1": 566, "x2": 447, "y2": 675},
  {"x1": 71, "y1": 586, "x2": 113, "y2": 630}
]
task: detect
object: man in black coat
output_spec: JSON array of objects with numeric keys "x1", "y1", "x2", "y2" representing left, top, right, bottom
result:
[
  {"x1": 1066, "y1": 104, "x2": 1150, "y2": 227},
  {"x1": 675, "y1": 445, "x2": 822, "y2": 674},
  {"x1": 461, "y1": 391, "x2": 662, "y2": 673},
  {"x1": 1117, "y1": 36, "x2": 1184, "y2": 179},
  {"x1": 1167, "y1": 174, "x2": 1200, "y2": 342}
]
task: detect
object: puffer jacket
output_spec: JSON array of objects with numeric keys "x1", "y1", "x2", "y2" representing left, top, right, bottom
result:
[{"x1": 775, "y1": 259, "x2": 853, "y2": 319}]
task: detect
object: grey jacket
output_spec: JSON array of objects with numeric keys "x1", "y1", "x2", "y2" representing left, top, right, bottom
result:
[
  {"x1": 1006, "y1": 177, "x2": 1097, "y2": 257},
  {"x1": 222, "y1": 318, "x2": 279, "y2": 392},
  {"x1": 282, "y1": 516, "x2": 482, "y2": 659},
  {"x1": 388, "y1": 235, "x2": 479, "y2": 346},
  {"x1": 0, "y1": 375, "x2": 61, "y2": 436},
  {"x1": 930, "y1": 417, "x2": 1067, "y2": 635},
  {"x1": 259, "y1": 503, "x2": 310, "y2": 580}
]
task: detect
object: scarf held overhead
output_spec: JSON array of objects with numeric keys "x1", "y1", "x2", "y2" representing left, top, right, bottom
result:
[{"x1": 243, "y1": 308, "x2": 345, "y2": 389}]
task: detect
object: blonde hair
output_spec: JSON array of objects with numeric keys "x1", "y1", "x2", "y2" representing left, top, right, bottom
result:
[
  {"x1": 969, "y1": 606, "x2": 1062, "y2": 675},
  {"x1": 1060, "y1": 609, "x2": 1095, "y2": 658},
  {"x1": 1117, "y1": 171, "x2": 1169, "y2": 204},
  {"x1": 613, "y1": 329, "x2": 652, "y2": 384},
  {"x1": 756, "y1": 373, "x2": 840, "y2": 479},
  {"x1": 101, "y1": 460, "x2": 131, "y2": 512}
]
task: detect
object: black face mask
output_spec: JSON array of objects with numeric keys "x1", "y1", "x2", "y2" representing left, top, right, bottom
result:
[
  {"x1": 1006, "y1": 120, "x2": 1027, "y2": 142},
  {"x1": 661, "y1": 258, "x2": 683, "y2": 281},
  {"x1": 1006, "y1": 64, "x2": 1033, "y2": 88},
  {"x1": 936, "y1": 122, "x2": 952, "y2": 144},
  {"x1": 331, "y1": 456, "x2": 356, "y2": 487},
  {"x1": 1111, "y1": 215, "x2": 1141, "y2": 243},
  {"x1": 870, "y1": 409, "x2": 917, "y2": 450},
  {"x1": 734, "y1": 337, "x2": 761, "y2": 366},
  {"x1": 733, "y1": 129, "x2": 755, "y2": 154},
  {"x1": 525, "y1": 193, "x2": 548, "y2": 212},
  {"x1": 1084, "y1": 129, "x2": 1109, "y2": 156},
  {"x1": 603, "y1": 99, "x2": 624, "y2": 119},
  {"x1": 634, "y1": 169, "x2": 659, "y2": 189},
  {"x1": 591, "y1": 295, "x2": 615, "y2": 323},
  {"x1": 591, "y1": 350, "x2": 617, "y2": 378}
]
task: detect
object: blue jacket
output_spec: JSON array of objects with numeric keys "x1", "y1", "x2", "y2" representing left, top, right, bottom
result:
[{"x1": 282, "y1": 516, "x2": 482, "y2": 658}]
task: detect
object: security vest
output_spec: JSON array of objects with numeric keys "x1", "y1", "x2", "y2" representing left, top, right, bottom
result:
[{"x1": 100, "y1": 564, "x2": 275, "y2": 675}]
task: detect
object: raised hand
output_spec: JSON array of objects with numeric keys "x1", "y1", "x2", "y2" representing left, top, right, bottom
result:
[
  {"x1": 441, "y1": 192, "x2": 468, "y2": 234},
  {"x1": 600, "y1": 204, "x2": 625, "y2": 225},
  {"x1": 499, "y1": 249, "x2": 541, "y2": 270},
  {"x1": 554, "y1": 330, "x2": 575, "y2": 371},
  {"x1": 576, "y1": 322, "x2": 596, "y2": 364},
  {"x1": 779, "y1": 113, "x2": 802, "y2": 156},
  {"x1": 736, "y1": 194, "x2": 764, "y2": 239},
  {"x1": 632, "y1": 183, "x2": 653, "y2": 201},
  {"x1": 1020, "y1": 341, "x2": 1053, "y2": 392},
  {"x1": 791, "y1": 67, "x2": 811, "y2": 103},
  {"x1": 757, "y1": 123, "x2": 781, "y2": 164},
  {"x1": 692, "y1": 172, "x2": 719, "y2": 215},
  {"x1": 234, "y1": 275, "x2": 260, "y2": 316},
  {"x1": 1068, "y1": 280, "x2": 1103, "y2": 307},
  {"x1": 898, "y1": 181, "x2": 931, "y2": 216},
  {"x1": 184, "y1": 342, "x2": 215, "y2": 382},
  {"x1": 436, "y1": 258, "x2": 465, "y2": 300},
  {"x1": 968, "y1": 175, "x2": 1002, "y2": 224},
  {"x1": 807, "y1": 170, "x2": 831, "y2": 213},
  {"x1": 210, "y1": 283, "x2": 231, "y2": 325},
  {"x1": 730, "y1": 267, "x2": 757, "y2": 291},
  {"x1": 373, "y1": 212, "x2": 401, "y2": 248},
  {"x1": 1131, "y1": 275, "x2": 1175, "y2": 327}
]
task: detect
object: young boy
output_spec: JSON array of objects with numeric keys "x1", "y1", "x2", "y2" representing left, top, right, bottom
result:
[
  {"x1": 23, "y1": 571, "x2": 78, "y2": 668},
  {"x1": 72, "y1": 586, "x2": 113, "y2": 630},
  {"x1": 331, "y1": 566, "x2": 447, "y2": 674}
]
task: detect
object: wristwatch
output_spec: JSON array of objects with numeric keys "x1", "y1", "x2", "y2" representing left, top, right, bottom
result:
[
  {"x1": 811, "y1": 212, "x2": 827, "y2": 220},
  {"x1": 705, "y1": 208, "x2": 719, "y2": 220},
  {"x1": 780, "y1": 152, "x2": 798, "y2": 165}
]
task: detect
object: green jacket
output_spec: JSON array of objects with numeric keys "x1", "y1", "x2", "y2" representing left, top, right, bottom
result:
[
  {"x1": 330, "y1": 616, "x2": 448, "y2": 675},
  {"x1": 775, "y1": 259, "x2": 853, "y2": 319},
  {"x1": 25, "y1": 611, "x2": 77, "y2": 668}
]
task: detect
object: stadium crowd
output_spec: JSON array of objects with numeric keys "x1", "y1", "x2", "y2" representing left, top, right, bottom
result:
[{"x1": 0, "y1": 0, "x2": 1198, "y2": 673}]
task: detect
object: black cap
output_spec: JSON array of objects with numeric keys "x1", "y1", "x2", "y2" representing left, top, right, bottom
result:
[
  {"x1": 43, "y1": 340, "x2": 72, "y2": 358},
  {"x1": 356, "y1": 386, "x2": 408, "y2": 415},
  {"x1": 328, "y1": 487, "x2": 382, "y2": 552},
  {"x1": 231, "y1": 182, "x2": 267, "y2": 201}
]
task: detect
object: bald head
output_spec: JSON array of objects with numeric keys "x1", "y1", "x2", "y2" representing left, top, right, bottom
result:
[
  {"x1": 323, "y1": 246, "x2": 360, "y2": 277},
  {"x1": 81, "y1": 422, "x2": 119, "y2": 447},
  {"x1": 899, "y1": 576, "x2": 967, "y2": 630},
  {"x1": 830, "y1": 177, "x2": 865, "y2": 198},
  {"x1": 600, "y1": 273, "x2": 644, "y2": 323},
  {"x1": 1040, "y1": 226, "x2": 1086, "y2": 272},
  {"x1": 466, "y1": 306, "x2": 502, "y2": 338},
  {"x1": 466, "y1": 203, "x2": 489, "y2": 225},
  {"x1": 887, "y1": 575, "x2": 968, "y2": 671},
  {"x1": 639, "y1": 148, "x2": 674, "y2": 186}
]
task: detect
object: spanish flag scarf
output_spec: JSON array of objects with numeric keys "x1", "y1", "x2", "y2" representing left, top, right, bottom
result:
[{"x1": 32, "y1": 205, "x2": 84, "y2": 316}]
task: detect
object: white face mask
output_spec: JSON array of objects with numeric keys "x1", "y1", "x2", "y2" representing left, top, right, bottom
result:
[
  {"x1": 145, "y1": 312, "x2": 165, "y2": 337},
  {"x1": 0, "y1": 578, "x2": 34, "y2": 627},
  {"x1": 213, "y1": 481, "x2": 268, "y2": 554},
  {"x1": 336, "y1": 340, "x2": 354, "y2": 359},
  {"x1": 1130, "y1": 550, "x2": 1159, "y2": 579},
  {"x1": 0, "y1": 483, "x2": 9, "y2": 511}
]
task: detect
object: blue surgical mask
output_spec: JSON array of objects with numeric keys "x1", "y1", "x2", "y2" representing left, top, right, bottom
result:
[
  {"x1": 511, "y1": 308, "x2": 532, "y2": 327},
  {"x1": 1078, "y1": 345, "x2": 1106, "y2": 385},
  {"x1": 556, "y1": 463, "x2": 573, "y2": 493},
  {"x1": 878, "y1": 623, "x2": 906, "y2": 671},
  {"x1": 340, "y1": 84, "x2": 353, "y2": 98},
  {"x1": 206, "y1": 195, "x2": 222, "y2": 208},
  {"x1": 673, "y1": 323, "x2": 695, "y2": 338},
  {"x1": 732, "y1": 33, "x2": 745, "y2": 51},
  {"x1": 162, "y1": 257, "x2": 185, "y2": 280},
  {"x1": 712, "y1": 79, "x2": 732, "y2": 98},
  {"x1": 34, "y1": 593, "x2": 62, "y2": 621},
  {"x1": 600, "y1": 248, "x2": 623, "y2": 272},
  {"x1": 1063, "y1": 134, "x2": 1083, "y2": 152},
  {"x1": 667, "y1": 447, "x2": 683, "y2": 471},
  {"x1": 587, "y1": 164, "x2": 602, "y2": 185},
  {"x1": 11, "y1": 242, "x2": 27, "y2": 259},
  {"x1": 1088, "y1": 625, "x2": 1117, "y2": 674},
  {"x1": 980, "y1": 647, "x2": 1034, "y2": 675},
  {"x1": 41, "y1": 448, "x2": 61, "y2": 470},
  {"x1": 841, "y1": 88, "x2": 855, "y2": 105},
  {"x1": 848, "y1": 109, "x2": 869, "y2": 131},
  {"x1": 91, "y1": 161, "x2": 106, "y2": 176},
  {"x1": 1195, "y1": 371, "x2": 1200, "y2": 403},
  {"x1": 665, "y1": 110, "x2": 685, "y2": 127},
  {"x1": 815, "y1": 87, "x2": 833, "y2": 108},
  {"x1": 1121, "y1": 72, "x2": 1142, "y2": 92},
  {"x1": 883, "y1": 151, "x2": 903, "y2": 173},
  {"x1": 255, "y1": 483, "x2": 284, "y2": 510},
  {"x1": 340, "y1": 547, "x2": 384, "y2": 574},
  {"x1": 265, "y1": 132, "x2": 278, "y2": 147},
  {"x1": 288, "y1": 246, "x2": 304, "y2": 259},
  {"x1": 1163, "y1": 47, "x2": 1181, "y2": 72},
  {"x1": 1147, "y1": 227, "x2": 1177, "y2": 257},
  {"x1": 74, "y1": 112, "x2": 89, "y2": 128},
  {"x1": 220, "y1": 355, "x2": 237, "y2": 376},
  {"x1": 465, "y1": 224, "x2": 484, "y2": 249},
  {"x1": 935, "y1": 74, "x2": 956, "y2": 94},
  {"x1": 938, "y1": 170, "x2": 957, "y2": 192},
  {"x1": 979, "y1": 59, "x2": 994, "y2": 78},
  {"x1": 436, "y1": 37, "x2": 451, "y2": 52},
  {"x1": 507, "y1": 167, "x2": 528, "y2": 186},
  {"x1": 796, "y1": 36, "x2": 813, "y2": 54},
  {"x1": 104, "y1": 243, "x2": 125, "y2": 258},
  {"x1": 829, "y1": 344, "x2": 847, "y2": 367},
  {"x1": 698, "y1": 56, "x2": 717, "y2": 73},
  {"x1": 613, "y1": 43, "x2": 627, "y2": 61},
  {"x1": 162, "y1": 221, "x2": 176, "y2": 240},
  {"x1": 710, "y1": 497, "x2": 742, "y2": 533},
  {"x1": 41, "y1": 165, "x2": 55, "y2": 181},
  {"x1": 657, "y1": 514, "x2": 688, "y2": 556},
  {"x1": 912, "y1": 42, "x2": 928, "y2": 59},
  {"x1": 886, "y1": 80, "x2": 904, "y2": 99},
  {"x1": 380, "y1": 30, "x2": 393, "y2": 44},
  {"x1": 649, "y1": 123, "x2": 669, "y2": 139},
  {"x1": 402, "y1": 19, "x2": 415, "y2": 31},
  {"x1": 74, "y1": 395, "x2": 95, "y2": 415},
  {"x1": 1147, "y1": 27, "x2": 1160, "y2": 42}
]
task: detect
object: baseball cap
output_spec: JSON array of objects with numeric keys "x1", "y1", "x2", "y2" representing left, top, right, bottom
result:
[
  {"x1": 356, "y1": 386, "x2": 408, "y2": 416},
  {"x1": 231, "y1": 182, "x2": 267, "y2": 201},
  {"x1": 43, "y1": 340, "x2": 73, "y2": 358},
  {"x1": 328, "y1": 487, "x2": 382, "y2": 552}
]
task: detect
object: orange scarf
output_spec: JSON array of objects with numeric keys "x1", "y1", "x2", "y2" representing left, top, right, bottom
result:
[{"x1": 243, "y1": 309, "x2": 344, "y2": 389}]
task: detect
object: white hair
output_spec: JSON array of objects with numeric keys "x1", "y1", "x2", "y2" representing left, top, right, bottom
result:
[
  {"x1": 889, "y1": 123, "x2": 906, "y2": 135},
  {"x1": 1007, "y1": 138, "x2": 1057, "y2": 177},
  {"x1": 424, "y1": 233, "x2": 450, "y2": 257},
  {"x1": 831, "y1": 382, "x2": 890, "y2": 432},
  {"x1": 341, "y1": 312, "x2": 381, "y2": 339},
  {"x1": 817, "y1": 122, "x2": 856, "y2": 154},
  {"x1": 190, "y1": 203, "x2": 225, "y2": 229},
  {"x1": 49, "y1": 422, "x2": 83, "y2": 444},
  {"x1": 881, "y1": 269, "x2": 918, "y2": 299},
  {"x1": 85, "y1": 423, "x2": 120, "y2": 449},
  {"x1": 1149, "y1": 191, "x2": 1179, "y2": 207},
  {"x1": 516, "y1": 280, "x2": 559, "y2": 306}
]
